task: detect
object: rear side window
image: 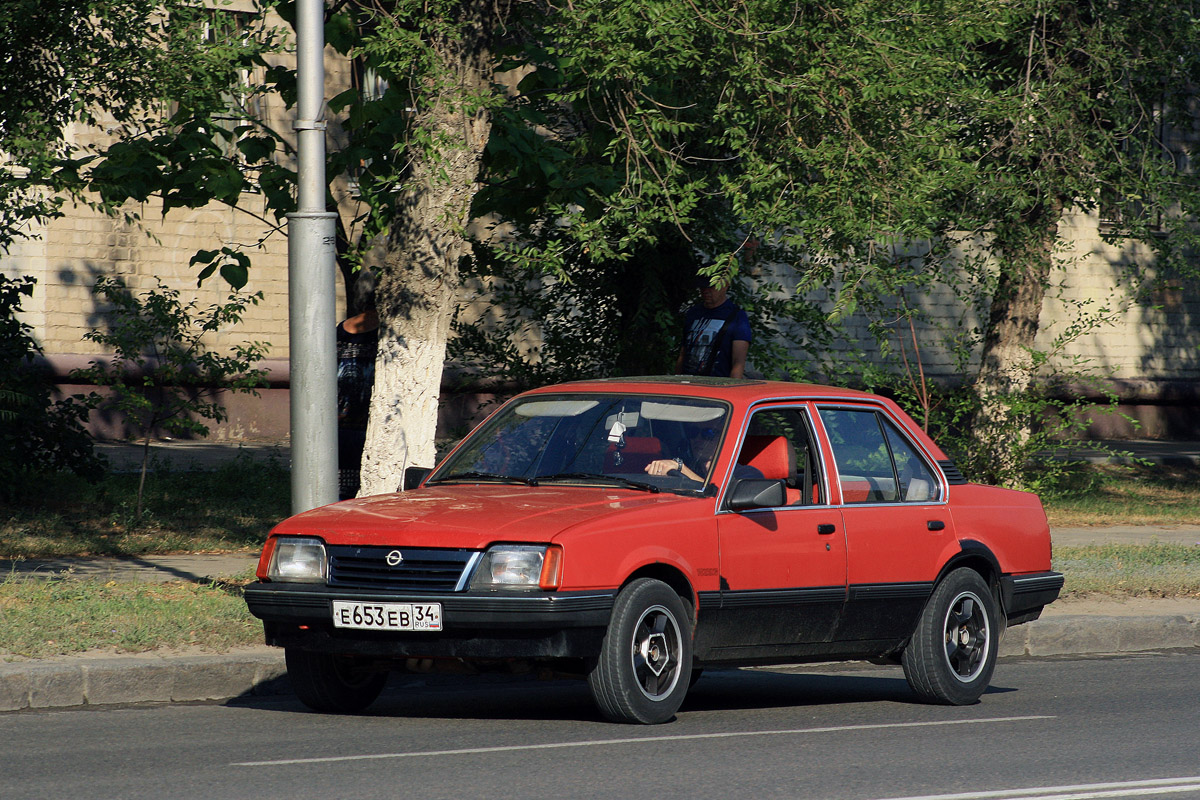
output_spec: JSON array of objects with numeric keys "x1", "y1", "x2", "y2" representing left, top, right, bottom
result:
[
  {"x1": 817, "y1": 407, "x2": 941, "y2": 505},
  {"x1": 883, "y1": 420, "x2": 941, "y2": 502}
]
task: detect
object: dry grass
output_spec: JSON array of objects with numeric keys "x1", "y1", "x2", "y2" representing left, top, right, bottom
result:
[
  {"x1": 0, "y1": 574, "x2": 261, "y2": 660},
  {"x1": 0, "y1": 451, "x2": 288, "y2": 558},
  {"x1": 1054, "y1": 543, "x2": 1200, "y2": 599},
  {"x1": 1042, "y1": 463, "x2": 1200, "y2": 527}
]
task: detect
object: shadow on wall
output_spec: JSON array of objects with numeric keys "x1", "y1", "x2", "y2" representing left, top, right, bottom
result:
[
  {"x1": 50, "y1": 260, "x2": 289, "y2": 441},
  {"x1": 1094, "y1": 236, "x2": 1200, "y2": 439}
]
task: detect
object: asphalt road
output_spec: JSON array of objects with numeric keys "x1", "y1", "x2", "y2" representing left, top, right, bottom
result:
[{"x1": 3, "y1": 652, "x2": 1198, "y2": 800}]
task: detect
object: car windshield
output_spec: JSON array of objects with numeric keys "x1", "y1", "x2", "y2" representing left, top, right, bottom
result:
[{"x1": 428, "y1": 393, "x2": 731, "y2": 494}]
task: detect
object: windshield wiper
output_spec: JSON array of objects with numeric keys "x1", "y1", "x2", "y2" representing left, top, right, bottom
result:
[
  {"x1": 535, "y1": 472, "x2": 660, "y2": 493},
  {"x1": 428, "y1": 470, "x2": 537, "y2": 486}
]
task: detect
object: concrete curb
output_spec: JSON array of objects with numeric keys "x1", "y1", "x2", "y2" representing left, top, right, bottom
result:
[
  {"x1": 2, "y1": 614, "x2": 1198, "y2": 713},
  {"x1": 999, "y1": 613, "x2": 1200, "y2": 658},
  {"x1": 0, "y1": 649, "x2": 287, "y2": 713}
]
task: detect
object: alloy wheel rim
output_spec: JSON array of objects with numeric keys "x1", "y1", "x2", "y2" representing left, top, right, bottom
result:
[
  {"x1": 630, "y1": 604, "x2": 683, "y2": 701},
  {"x1": 942, "y1": 590, "x2": 990, "y2": 683}
]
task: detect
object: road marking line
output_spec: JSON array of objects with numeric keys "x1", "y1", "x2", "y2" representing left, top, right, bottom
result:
[
  {"x1": 874, "y1": 776, "x2": 1200, "y2": 800},
  {"x1": 233, "y1": 714, "x2": 1053, "y2": 767}
]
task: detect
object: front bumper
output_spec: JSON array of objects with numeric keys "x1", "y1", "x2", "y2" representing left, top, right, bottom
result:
[{"x1": 244, "y1": 582, "x2": 615, "y2": 660}]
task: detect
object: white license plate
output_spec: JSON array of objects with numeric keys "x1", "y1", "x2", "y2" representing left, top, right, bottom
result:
[{"x1": 331, "y1": 601, "x2": 442, "y2": 631}]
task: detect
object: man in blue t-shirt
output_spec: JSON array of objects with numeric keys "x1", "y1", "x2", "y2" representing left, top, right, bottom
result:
[{"x1": 675, "y1": 274, "x2": 752, "y2": 378}]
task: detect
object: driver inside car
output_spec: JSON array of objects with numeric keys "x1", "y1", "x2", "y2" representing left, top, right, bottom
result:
[{"x1": 644, "y1": 424, "x2": 763, "y2": 483}]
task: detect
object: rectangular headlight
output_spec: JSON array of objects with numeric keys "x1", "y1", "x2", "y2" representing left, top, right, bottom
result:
[
  {"x1": 266, "y1": 537, "x2": 327, "y2": 583},
  {"x1": 470, "y1": 545, "x2": 562, "y2": 590}
]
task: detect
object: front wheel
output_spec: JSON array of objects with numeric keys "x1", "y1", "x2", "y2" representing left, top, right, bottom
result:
[
  {"x1": 902, "y1": 568, "x2": 998, "y2": 705},
  {"x1": 588, "y1": 578, "x2": 693, "y2": 724},
  {"x1": 285, "y1": 648, "x2": 388, "y2": 713}
]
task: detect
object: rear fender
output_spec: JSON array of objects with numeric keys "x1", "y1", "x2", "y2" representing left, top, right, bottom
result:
[{"x1": 935, "y1": 540, "x2": 1007, "y2": 627}]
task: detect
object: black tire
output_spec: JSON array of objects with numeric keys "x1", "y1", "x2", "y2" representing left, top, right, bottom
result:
[
  {"x1": 587, "y1": 578, "x2": 693, "y2": 724},
  {"x1": 902, "y1": 568, "x2": 998, "y2": 705},
  {"x1": 285, "y1": 648, "x2": 388, "y2": 714}
]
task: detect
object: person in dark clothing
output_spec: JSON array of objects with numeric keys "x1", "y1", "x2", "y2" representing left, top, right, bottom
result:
[
  {"x1": 675, "y1": 274, "x2": 752, "y2": 378},
  {"x1": 336, "y1": 307, "x2": 378, "y2": 499}
]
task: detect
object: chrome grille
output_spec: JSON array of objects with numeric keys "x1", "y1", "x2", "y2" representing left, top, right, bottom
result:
[{"x1": 326, "y1": 546, "x2": 476, "y2": 592}]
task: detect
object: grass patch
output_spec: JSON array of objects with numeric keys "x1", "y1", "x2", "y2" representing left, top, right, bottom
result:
[
  {"x1": 1042, "y1": 463, "x2": 1200, "y2": 527},
  {"x1": 0, "y1": 575, "x2": 262, "y2": 660},
  {"x1": 0, "y1": 450, "x2": 289, "y2": 558},
  {"x1": 1054, "y1": 543, "x2": 1200, "y2": 598},
  {"x1": 2, "y1": 452, "x2": 1199, "y2": 561}
]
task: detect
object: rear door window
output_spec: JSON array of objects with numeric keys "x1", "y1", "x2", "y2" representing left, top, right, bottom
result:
[{"x1": 817, "y1": 407, "x2": 941, "y2": 504}]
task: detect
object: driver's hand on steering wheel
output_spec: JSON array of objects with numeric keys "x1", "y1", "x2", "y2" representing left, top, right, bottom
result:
[{"x1": 645, "y1": 458, "x2": 701, "y2": 482}]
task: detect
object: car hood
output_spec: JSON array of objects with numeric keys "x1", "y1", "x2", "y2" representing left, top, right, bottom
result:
[{"x1": 270, "y1": 484, "x2": 697, "y2": 548}]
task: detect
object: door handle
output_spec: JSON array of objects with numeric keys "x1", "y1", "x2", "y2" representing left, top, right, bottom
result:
[
  {"x1": 927, "y1": 520, "x2": 946, "y2": 531},
  {"x1": 817, "y1": 524, "x2": 836, "y2": 535}
]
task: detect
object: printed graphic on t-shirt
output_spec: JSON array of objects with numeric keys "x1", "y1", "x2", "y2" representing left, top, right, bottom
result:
[
  {"x1": 684, "y1": 317, "x2": 727, "y2": 374},
  {"x1": 337, "y1": 338, "x2": 377, "y2": 429}
]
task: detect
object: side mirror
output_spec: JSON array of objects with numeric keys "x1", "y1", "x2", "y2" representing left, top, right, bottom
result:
[
  {"x1": 401, "y1": 466, "x2": 432, "y2": 491},
  {"x1": 727, "y1": 478, "x2": 786, "y2": 511}
]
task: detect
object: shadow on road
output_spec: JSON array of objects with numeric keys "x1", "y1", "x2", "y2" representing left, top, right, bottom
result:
[{"x1": 226, "y1": 666, "x2": 1017, "y2": 722}]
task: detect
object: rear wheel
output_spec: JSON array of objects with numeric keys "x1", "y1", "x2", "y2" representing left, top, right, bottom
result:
[
  {"x1": 902, "y1": 568, "x2": 998, "y2": 705},
  {"x1": 285, "y1": 648, "x2": 388, "y2": 713},
  {"x1": 588, "y1": 578, "x2": 693, "y2": 724}
]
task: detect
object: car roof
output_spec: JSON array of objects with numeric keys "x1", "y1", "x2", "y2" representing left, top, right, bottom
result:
[
  {"x1": 523, "y1": 375, "x2": 887, "y2": 406},
  {"x1": 520, "y1": 376, "x2": 949, "y2": 462}
]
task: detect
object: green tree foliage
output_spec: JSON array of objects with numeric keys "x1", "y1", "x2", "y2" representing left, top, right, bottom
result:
[
  {"x1": 24, "y1": 0, "x2": 1194, "y2": 489},
  {"x1": 0, "y1": 0, "x2": 284, "y2": 269},
  {"x1": 484, "y1": 0, "x2": 1200, "y2": 313},
  {"x1": 940, "y1": 1, "x2": 1200, "y2": 482},
  {"x1": 72, "y1": 278, "x2": 269, "y2": 514},
  {"x1": 457, "y1": 0, "x2": 1200, "y2": 486},
  {"x1": 0, "y1": 276, "x2": 103, "y2": 499},
  {"x1": 477, "y1": 2, "x2": 977, "y2": 281}
]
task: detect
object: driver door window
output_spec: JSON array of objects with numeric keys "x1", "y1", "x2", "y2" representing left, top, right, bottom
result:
[{"x1": 734, "y1": 407, "x2": 824, "y2": 506}]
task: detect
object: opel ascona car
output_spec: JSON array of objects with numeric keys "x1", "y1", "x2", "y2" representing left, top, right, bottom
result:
[{"x1": 245, "y1": 377, "x2": 1063, "y2": 724}]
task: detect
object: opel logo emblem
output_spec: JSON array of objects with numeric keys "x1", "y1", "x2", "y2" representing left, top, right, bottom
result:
[{"x1": 385, "y1": 550, "x2": 404, "y2": 566}]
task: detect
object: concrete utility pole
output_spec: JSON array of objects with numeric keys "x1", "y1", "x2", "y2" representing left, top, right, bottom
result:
[{"x1": 287, "y1": 0, "x2": 338, "y2": 513}]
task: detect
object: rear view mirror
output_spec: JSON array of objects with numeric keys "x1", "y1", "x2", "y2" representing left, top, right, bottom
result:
[{"x1": 727, "y1": 479, "x2": 786, "y2": 511}]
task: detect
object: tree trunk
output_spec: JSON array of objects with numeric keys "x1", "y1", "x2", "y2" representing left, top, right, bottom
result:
[
  {"x1": 969, "y1": 196, "x2": 1064, "y2": 483},
  {"x1": 357, "y1": 3, "x2": 495, "y2": 496}
]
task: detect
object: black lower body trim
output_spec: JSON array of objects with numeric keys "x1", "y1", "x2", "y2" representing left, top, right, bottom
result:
[
  {"x1": 1001, "y1": 571, "x2": 1064, "y2": 625},
  {"x1": 264, "y1": 622, "x2": 606, "y2": 660},
  {"x1": 833, "y1": 582, "x2": 931, "y2": 643},
  {"x1": 693, "y1": 586, "x2": 847, "y2": 657},
  {"x1": 698, "y1": 639, "x2": 905, "y2": 667}
]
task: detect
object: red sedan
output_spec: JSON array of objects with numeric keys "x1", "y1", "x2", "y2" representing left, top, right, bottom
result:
[{"x1": 245, "y1": 377, "x2": 1062, "y2": 723}]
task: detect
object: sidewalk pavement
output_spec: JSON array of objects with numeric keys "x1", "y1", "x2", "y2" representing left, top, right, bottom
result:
[
  {"x1": 94, "y1": 439, "x2": 289, "y2": 473},
  {"x1": 1049, "y1": 439, "x2": 1200, "y2": 465},
  {"x1": 2, "y1": 438, "x2": 1198, "y2": 713},
  {"x1": 3, "y1": 553, "x2": 260, "y2": 583}
]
